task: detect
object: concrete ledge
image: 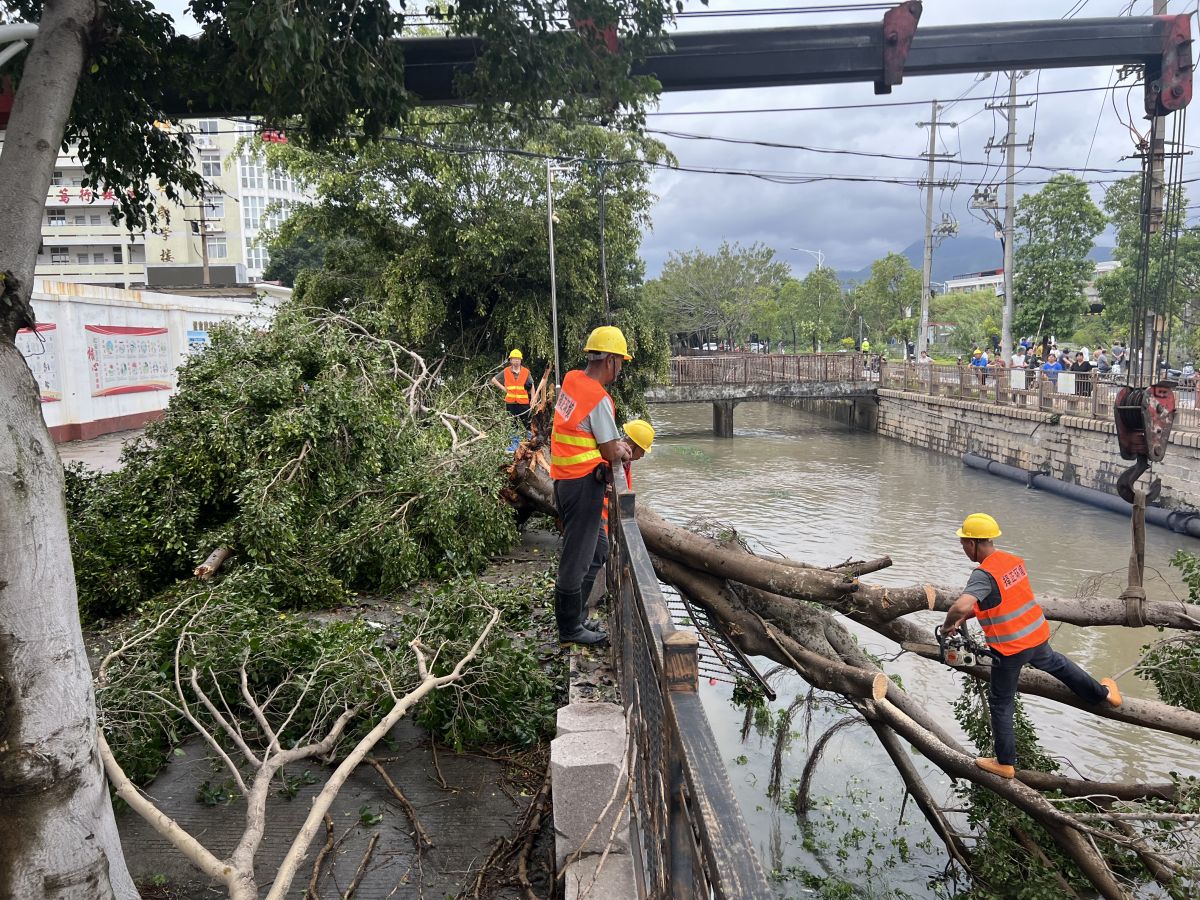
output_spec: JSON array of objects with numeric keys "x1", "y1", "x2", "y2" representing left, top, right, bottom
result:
[
  {"x1": 551, "y1": 728, "x2": 630, "y2": 867},
  {"x1": 647, "y1": 380, "x2": 874, "y2": 404},
  {"x1": 563, "y1": 852, "x2": 637, "y2": 900},
  {"x1": 557, "y1": 702, "x2": 626, "y2": 738}
]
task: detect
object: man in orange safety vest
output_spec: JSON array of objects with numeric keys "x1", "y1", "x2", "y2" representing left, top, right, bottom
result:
[
  {"x1": 550, "y1": 326, "x2": 633, "y2": 646},
  {"x1": 942, "y1": 513, "x2": 1122, "y2": 779}
]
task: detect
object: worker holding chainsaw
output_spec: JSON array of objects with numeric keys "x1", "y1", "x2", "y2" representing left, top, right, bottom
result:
[{"x1": 942, "y1": 513, "x2": 1123, "y2": 779}]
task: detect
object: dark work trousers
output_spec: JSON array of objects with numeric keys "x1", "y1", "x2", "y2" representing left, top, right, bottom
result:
[
  {"x1": 989, "y1": 640, "x2": 1108, "y2": 765},
  {"x1": 506, "y1": 402, "x2": 531, "y2": 426},
  {"x1": 553, "y1": 472, "x2": 607, "y2": 598}
]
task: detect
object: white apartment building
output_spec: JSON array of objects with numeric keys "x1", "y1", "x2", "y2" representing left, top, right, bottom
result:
[
  {"x1": 15, "y1": 117, "x2": 309, "y2": 289},
  {"x1": 943, "y1": 260, "x2": 1121, "y2": 302}
]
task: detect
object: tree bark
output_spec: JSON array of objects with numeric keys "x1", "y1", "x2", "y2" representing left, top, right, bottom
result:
[{"x1": 0, "y1": 3, "x2": 138, "y2": 897}]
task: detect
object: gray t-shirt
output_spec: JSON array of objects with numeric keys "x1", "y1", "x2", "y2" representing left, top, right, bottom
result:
[
  {"x1": 964, "y1": 568, "x2": 1002, "y2": 612},
  {"x1": 578, "y1": 395, "x2": 619, "y2": 444}
]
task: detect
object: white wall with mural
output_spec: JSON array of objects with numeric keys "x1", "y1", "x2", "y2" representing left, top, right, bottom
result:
[{"x1": 17, "y1": 279, "x2": 285, "y2": 441}]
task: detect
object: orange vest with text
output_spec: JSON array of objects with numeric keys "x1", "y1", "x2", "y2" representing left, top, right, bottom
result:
[
  {"x1": 551, "y1": 370, "x2": 610, "y2": 480},
  {"x1": 974, "y1": 550, "x2": 1050, "y2": 656},
  {"x1": 503, "y1": 366, "x2": 531, "y2": 404}
]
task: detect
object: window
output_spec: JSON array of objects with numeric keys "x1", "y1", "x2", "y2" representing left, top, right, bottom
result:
[
  {"x1": 245, "y1": 244, "x2": 269, "y2": 271},
  {"x1": 112, "y1": 246, "x2": 123, "y2": 263},
  {"x1": 47, "y1": 209, "x2": 66, "y2": 227},
  {"x1": 76, "y1": 253, "x2": 89, "y2": 265},
  {"x1": 242, "y1": 194, "x2": 264, "y2": 231},
  {"x1": 71, "y1": 177, "x2": 83, "y2": 187},
  {"x1": 198, "y1": 119, "x2": 220, "y2": 135},
  {"x1": 74, "y1": 215, "x2": 87, "y2": 225},
  {"x1": 51, "y1": 170, "x2": 64, "y2": 186},
  {"x1": 202, "y1": 195, "x2": 224, "y2": 220},
  {"x1": 50, "y1": 247, "x2": 69, "y2": 264},
  {"x1": 201, "y1": 152, "x2": 221, "y2": 178},
  {"x1": 93, "y1": 253, "x2": 107, "y2": 264},
  {"x1": 239, "y1": 154, "x2": 264, "y2": 190},
  {"x1": 267, "y1": 168, "x2": 293, "y2": 193},
  {"x1": 90, "y1": 214, "x2": 101, "y2": 226},
  {"x1": 206, "y1": 237, "x2": 228, "y2": 259}
]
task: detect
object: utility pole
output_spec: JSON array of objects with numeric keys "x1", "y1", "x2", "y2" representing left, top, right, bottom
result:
[
  {"x1": 547, "y1": 160, "x2": 561, "y2": 388},
  {"x1": 917, "y1": 101, "x2": 958, "y2": 358},
  {"x1": 1000, "y1": 72, "x2": 1018, "y2": 362},
  {"x1": 597, "y1": 164, "x2": 610, "y2": 317},
  {"x1": 973, "y1": 72, "x2": 1034, "y2": 360},
  {"x1": 1141, "y1": 0, "x2": 1169, "y2": 380},
  {"x1": 199, "y1": 198, "x2": 211, "y2": 287}
]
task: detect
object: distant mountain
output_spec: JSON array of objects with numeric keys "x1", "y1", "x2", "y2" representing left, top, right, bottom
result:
[{"x1": 836, "y1": 237, "x2": 1115, "y2": 286}]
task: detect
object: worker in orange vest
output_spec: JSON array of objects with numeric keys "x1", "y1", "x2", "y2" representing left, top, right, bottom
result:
[
  {"x1": 491, "y1": 349, "x2": 534, "y2": 425},
  {"x1": 550, "y1": 326, "x2": 633, "y2": 646},
  {"x1": 942, "y1": 513, "x2": 1122, "y2": 779}
]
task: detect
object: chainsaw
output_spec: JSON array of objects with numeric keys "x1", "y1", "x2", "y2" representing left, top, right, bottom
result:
[{"x1": 902, "y1": 625, "x2": 993, "y2": 667}]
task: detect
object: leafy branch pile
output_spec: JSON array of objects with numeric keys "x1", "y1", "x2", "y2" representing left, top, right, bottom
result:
[
  {"x1": 1138, "y1": 551, "x2": 1200, "y2": 714},
  {"x1": 68, "y1": 305, "x2": 516, "y2": 622}
]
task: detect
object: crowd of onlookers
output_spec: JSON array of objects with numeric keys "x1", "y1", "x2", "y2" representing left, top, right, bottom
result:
[{"x1": 906, "y1": 339, "x2": 1196, "y2": 389}]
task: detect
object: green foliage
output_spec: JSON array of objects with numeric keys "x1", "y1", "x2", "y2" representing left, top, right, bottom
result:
[
  {"x1": 643, "y1": 241, "x2": 791, "y2": 347},
  {"x1": 1013, "y1": 174, "x2": 1106, "y2": 341},
  {"x1": 98, "y1": 572, "x2": 563, "y2": 786},
  {"x1": 931, "y1": 290, "x2": 1003, "y2": 355},
  {"x1": 262, "y1": 114, "x2": 669, "y2": 418},
  {"x1": 848, "y1": 252, "x2": 921, "y2": 347},
  {"x1": 67, "y1": 308, "x2": 516, "y2": 621},
  {"x1": 1137, "y1": 551, "x2": 1200, "y2": 713}
]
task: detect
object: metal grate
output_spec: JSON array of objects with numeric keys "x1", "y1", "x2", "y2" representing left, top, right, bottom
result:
[{"x1": 663, "y1": 585, "x2": 776, "y2": 700}]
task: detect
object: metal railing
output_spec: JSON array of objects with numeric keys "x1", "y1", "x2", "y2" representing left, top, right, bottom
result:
[
  {"x1": 606, "y1": 490, "x2": 772, "y2": 899},
  {"x1": 669, "y1": 352, "x2": 868, "y2": 385},
  {"x1": 880, "y1": 363, "x2": 1200, "y2": 433}
]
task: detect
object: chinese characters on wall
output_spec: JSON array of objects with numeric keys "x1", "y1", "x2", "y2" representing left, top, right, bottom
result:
[
  {"x1": 85, "y1": 325, "x2": 173, "y2": 396},
  {"x1": 15, "y1": 323, "x2": 62, "y2": 402}
]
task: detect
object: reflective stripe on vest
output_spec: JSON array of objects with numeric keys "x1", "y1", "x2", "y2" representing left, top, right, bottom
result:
[
  {"x1": 551, "y1": 370, "x2": 610, "y2": 480},
  {"x1": 503, "y1": 366, "x2": 531, "y2": 404},
  {"x1": 975, "y1": 550, "x2": 1050, "y2": 656}
]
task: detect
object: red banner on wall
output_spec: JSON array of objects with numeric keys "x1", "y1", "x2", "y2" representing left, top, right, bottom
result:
[{"x1": 85, "y1": 324, "x2": 173, "y2": 396}]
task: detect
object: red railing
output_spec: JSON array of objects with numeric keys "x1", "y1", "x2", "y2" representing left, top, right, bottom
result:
[
  {"x1": 879, "y1": 363, "x2": 1200, "y2": 433},
  {"x1": 668, "y1": 353, "x2": 868, "y2": 385}
]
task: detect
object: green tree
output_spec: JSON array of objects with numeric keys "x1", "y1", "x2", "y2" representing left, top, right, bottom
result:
[
  {"x1": 849, "y1": 252, "x2": 921, "y2": 349},
  {"x1": 644, "y1": 241, "x2": 790, "y2": 348},
  {"x1": 778, "y1": 268, "x2": 840, "y2": 351},
  {"x1": 0, "y1": 2, "x2": 696, "y2": 893},
  {"x1": 930, "y1": 289, "x2": 1003, "y2": 355},
  {"x1": 1013, "y1": 174, "x2": 1106, "y2": 341},
  {"x1": 1096, "y1": 175, "x2": 1200, "y2": 363}
]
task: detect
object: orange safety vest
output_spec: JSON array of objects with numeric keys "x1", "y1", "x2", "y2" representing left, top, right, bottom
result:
[
  {"x1": 551, "y1": 370, "x2": 611, "y2": 480},
  {"x1": 974, "y1": 550, "x2": 1050, "y2": 656},
  {"x1": 503, "y1": 366, "x2": 531, "y2": 404},
  {"x1": 601, "y1": 464, "x2": 633, "y2": 535}
]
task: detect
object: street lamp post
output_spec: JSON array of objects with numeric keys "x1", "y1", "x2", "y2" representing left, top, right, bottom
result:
[{"x1": 547, "y1": 160, "x2": 563, "y2": 387}]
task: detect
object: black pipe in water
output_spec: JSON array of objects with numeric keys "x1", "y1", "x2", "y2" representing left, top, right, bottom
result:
[{"x1": 961, "y1": 453, "x2": 1200, "y2": 539}]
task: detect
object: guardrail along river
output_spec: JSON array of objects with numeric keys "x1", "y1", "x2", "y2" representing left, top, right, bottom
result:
[{"x1": 633, "y1": 400, "x2": 1198, "y2": 897}]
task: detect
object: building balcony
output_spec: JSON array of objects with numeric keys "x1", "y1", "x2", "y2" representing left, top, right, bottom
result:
[
  {"x1": 41, "y1": 227, "x2": 146, "y2": 245},
  {"x1": 35, "y1": 262, "x2": 146, "y2": 279}
]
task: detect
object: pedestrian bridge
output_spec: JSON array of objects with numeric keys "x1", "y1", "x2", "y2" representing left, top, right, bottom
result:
[{"x1": 646, "y1": 353, "x2": 877, "y2": 435}]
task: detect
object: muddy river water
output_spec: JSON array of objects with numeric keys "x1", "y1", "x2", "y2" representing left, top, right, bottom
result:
[{"x1": 633, "y1": 400, "x2": 1198, "y2": 897}]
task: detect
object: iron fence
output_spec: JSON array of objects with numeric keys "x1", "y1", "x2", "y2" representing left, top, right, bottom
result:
[
  {"x1": 669, "y1": 352, "x2": 868, "y2": 385},
  {"x1": 606, "y1": 490, "x2": 773, "y2": 899},
  {"x1": 880, "y1": 363, "x2": 1200, "y2": 432}
]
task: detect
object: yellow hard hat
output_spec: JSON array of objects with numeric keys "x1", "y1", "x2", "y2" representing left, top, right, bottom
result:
[
  {"x1": 956, "y1": 513, "x2": 1001, "y2": 540},
  {"x1": 584, "y1": 325, "x2": 632, "y2": 360},
  {"x1": 623, "y1": 419, "x2": 655, "y2": 453},
  {"x1": 508, "y1": 349, "x2": 523, "y2": 360}
]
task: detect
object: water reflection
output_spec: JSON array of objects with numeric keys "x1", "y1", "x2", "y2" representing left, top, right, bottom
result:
[{"x1": 636, "y1": 400, "x2": 1199, "y2": 896}]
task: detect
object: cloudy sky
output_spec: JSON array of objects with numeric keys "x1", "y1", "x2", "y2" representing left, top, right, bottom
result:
[{"x1": 641, "y1": 0, "x2": 1181, "y2": 277}]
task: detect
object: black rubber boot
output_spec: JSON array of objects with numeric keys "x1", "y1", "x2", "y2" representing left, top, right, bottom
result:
[{"x1": 555, "y1": 588, "x2": 606, "y2": 646}]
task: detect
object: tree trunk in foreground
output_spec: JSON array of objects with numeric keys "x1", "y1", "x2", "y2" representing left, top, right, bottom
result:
[{"x1": 0, "y1": 1, "x2": 136, "y2": 896}]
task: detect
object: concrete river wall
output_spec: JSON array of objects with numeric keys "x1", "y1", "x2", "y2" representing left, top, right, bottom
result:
[{"x1": 778, "y1": 390, "x2": 1200, "y2": 511}]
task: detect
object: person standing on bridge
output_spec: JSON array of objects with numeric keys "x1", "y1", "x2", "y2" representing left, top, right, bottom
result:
[
  {"x1": 941, "y1": 513, "x2": 1122, "y2": 779},
  {"x1": 551, "y1": 326, "x2": 633, "y2": 646}
]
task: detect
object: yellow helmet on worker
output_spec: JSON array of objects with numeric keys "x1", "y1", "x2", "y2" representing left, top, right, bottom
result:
[
  {"x1": 956, "y1": 513, "x2": 1001, "y2": 540},
  {"x1": 508, "y1": 348, "x2": 523, "y2": 360},
  {"x1": 623, "y1": 419, "x2": 655, "y2": 453},
  {"x1": 584, "y1": 325, "x2": 632, "y2": 360}
]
